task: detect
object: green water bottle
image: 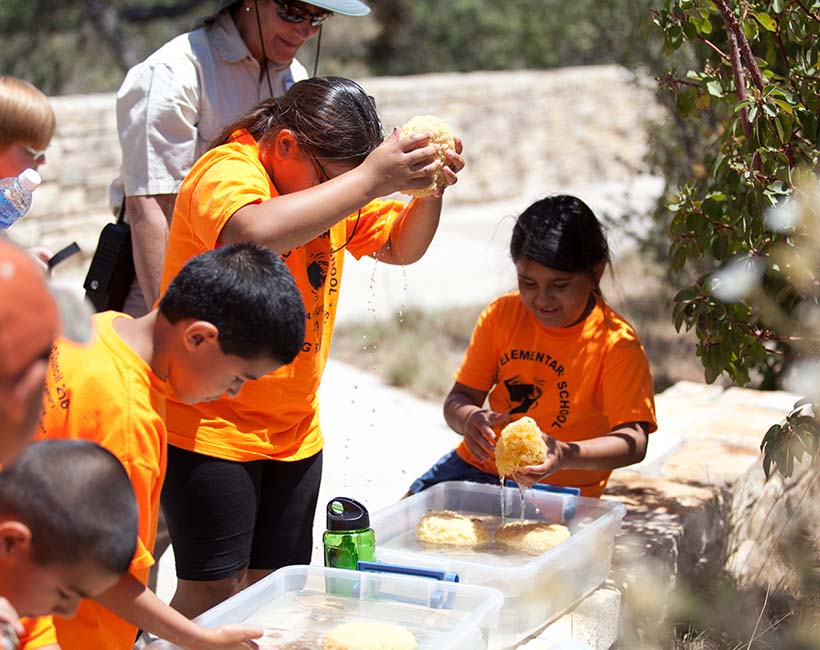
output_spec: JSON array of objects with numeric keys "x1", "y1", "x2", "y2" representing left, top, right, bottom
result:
[{"x1": 323, "y1": 496, "x2": 376, "y2": 570}]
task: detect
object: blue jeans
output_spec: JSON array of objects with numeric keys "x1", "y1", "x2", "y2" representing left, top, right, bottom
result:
[{"x1": 407, "y1": 450, "x2": 500, "y2": 495}]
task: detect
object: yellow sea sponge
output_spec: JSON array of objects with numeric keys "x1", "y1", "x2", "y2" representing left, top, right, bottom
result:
[
  {"x1": 495, "y1": 521, "x2": 571, "y2": 555},
  {"x1": 322, "y1": 621, "x2": 417, "y2": 650},
  {"x1": 494, "y1": 416, "x2": 547, "y2": 478},
  {"x1": 415, "y1": 509, "x2": 491, "y2": 546},
  {"x1": 398, "y1": 114, "x2": 455, "y2": 198}
]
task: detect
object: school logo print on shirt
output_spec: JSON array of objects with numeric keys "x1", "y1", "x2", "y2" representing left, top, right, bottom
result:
[
  {"x1": 306, "y1": 252, "x2": 329, "y2": 291},
  {"x1": 498, "y1": 347, "x2": 572, "y2": 429},
  {"x1": 504, "y1": 376, "x2": 543, "y2": 414},
  {"x1": 300, "y1": 234, "x2": 338, "y2": 356}
]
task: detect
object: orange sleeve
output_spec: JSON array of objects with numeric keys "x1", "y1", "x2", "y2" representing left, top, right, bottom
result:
[
  {"x1": 345, "y1": 199, "x2": 405, "y2": 260},
  {"x1": 454, "y1": 301, "x2": 501, "y2": 392},
  {"x1": 125, "y1": 458, "x2": 160, "y2": 576},
  {"x1": 186, "y1": 149, "x2": 271, "y2": 249},
  {"x1": 602, "y1": 338, "x2": 657, "y2": 433},
  {"x1": 17, "y1": 616, "x2": 58, "y2": 650}
]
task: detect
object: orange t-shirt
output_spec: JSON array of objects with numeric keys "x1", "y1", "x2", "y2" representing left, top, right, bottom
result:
[
  {"x1": 159, "y1": 130, "x2": 405, "y2": 462},
  {"x1": 36, "y1": 311, "x2": 167, "y2": 650},
  {"x1": 17, "y1": 616, "x2": 57, "y2": 650},
  {"x1": 454, "y1": 292, "x2": 657, "y2": 497}
]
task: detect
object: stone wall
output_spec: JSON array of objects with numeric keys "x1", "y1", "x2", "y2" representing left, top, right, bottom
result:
[{"x1": 10, "y1": 65, "x2": 661, "y2": 281}]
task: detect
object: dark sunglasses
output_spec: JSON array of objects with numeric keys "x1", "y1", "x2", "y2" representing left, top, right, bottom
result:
[{"x1": 272, "y1": 0, "x2": 333, "y2": 27}]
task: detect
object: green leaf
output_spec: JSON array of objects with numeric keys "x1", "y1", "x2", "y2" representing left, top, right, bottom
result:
[
  {"x1": 675, "y1": 287, "x2": 700, "y2": 302},
  {"x1": 706, "y1": 79, "x2": 724, "y2": 97},
  {"x1": 761, "y1": 423, "x2": 782, "y2": 451},
  {"x1": 749, "y1": 105, "x2": 759, "y2": 122},
  {"x1": 672, "y1": 245, "x2": 688, "y2": 271},
  {"x1": 702, "y1": 198, "x2": 724, "y2": 220},
  {"x1": 743, "y1": 19, "x2": 759, "y2": 41},
  {"x1": 675, "y1": 89, "x2": 696, "y2": 117},
  {"x1": 771, "y1": 99, "x2": 793, "y2": 115},
  {"x1": 774, "y1": 113, "x2": 791, "y2": 144},
  {"x1": 667, "y1": 24, "x2": 683, "y2": 49},
  {"x1": 754, "y1": 12, "x2": 777, "y2": 32},
  {"x1": 705, "y1": 192, "x2": 728, "y2": 201},
  {"x1": 749, "y1": 343, "x2": 768, "y2": 365},
  {"x1": 735, "y1": 99, "x2": 752, "y2": 113},
  {"x1": 704, "y1": 363, "x2": 721, "y2": 384},
  {"x1": 674, "y1": 307, "x2": 686, "y2": 333},
  {"x1": 711, "y1": 233, "x2": 730, "y2": 260}
]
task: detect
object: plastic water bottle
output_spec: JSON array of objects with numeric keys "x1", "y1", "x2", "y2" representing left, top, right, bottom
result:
[
  {"x1": 323, "y1": 497, "x2": 376, "y2": 596},
  {"x1": 0, "y1": 168, "x2": 42, "y2": 230},
  {"x1": 323, "y1": 496, "x2": 376, "y2": 570}
]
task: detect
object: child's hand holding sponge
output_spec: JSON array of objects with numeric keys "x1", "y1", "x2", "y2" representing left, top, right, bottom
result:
[{"x1": 398, "y1": 115, "x2": 457, "y2": 198}]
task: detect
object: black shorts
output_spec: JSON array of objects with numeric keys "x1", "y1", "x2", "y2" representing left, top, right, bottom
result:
[{"x1": 161, "y1": 445, "x2": 323, "y2": 581}]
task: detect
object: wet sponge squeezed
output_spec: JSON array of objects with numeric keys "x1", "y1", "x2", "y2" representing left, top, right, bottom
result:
[
  {"x1": 495, "y1": 416, "x2": 547, "y2": 477},
  {"x1": 398, "y1": 115, "x2": 455, "y2": 198}
]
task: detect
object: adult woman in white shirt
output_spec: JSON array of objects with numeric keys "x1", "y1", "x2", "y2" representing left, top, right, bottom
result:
[{"x1": 111, "y1": 0, "x2": 370, "y2": 315}]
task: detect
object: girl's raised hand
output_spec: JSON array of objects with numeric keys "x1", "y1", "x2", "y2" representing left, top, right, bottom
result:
[
  {"x1": 463, "y1": 409, "x2": 510, "y2": 463},
  {"x1": 358, "y1": 128, "x2": 445, "y2": 198}
]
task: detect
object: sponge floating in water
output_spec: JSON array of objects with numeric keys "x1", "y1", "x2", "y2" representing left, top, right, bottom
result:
[
  {"x1": 322, "y1": 621, "x2": 417, "y2": 650},
  {"x1": 415, "y1": 509, "x2": 491, "y2": 547}
]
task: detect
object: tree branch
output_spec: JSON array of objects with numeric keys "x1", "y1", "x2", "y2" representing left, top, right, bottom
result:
[
  {"x1": 698, "y1": 36, "x2": 730, "y2": 61},
  {"x1": 725, "y1": 22, "x2": 753, "y2": 143},
  {"x1": 715, "y1": 0, "x2": 766, "y2": 90},
  {"x1": 657, "y1": 73, "x2": 702, "y2": 90}
]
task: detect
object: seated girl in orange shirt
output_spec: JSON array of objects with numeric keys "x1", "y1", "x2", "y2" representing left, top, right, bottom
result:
[{"x1": 409, "y1": 195, "x2": 657, "y2": 498}]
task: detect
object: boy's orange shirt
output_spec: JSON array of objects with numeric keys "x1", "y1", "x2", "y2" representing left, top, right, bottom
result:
[
  {"x1": 17, "y1": 616, "x2": 57, "y2": 650},
  {"x1": 455, "y1": 292, "x2": 657, "y2": 497},
  {"x1": 36, "y1": 311, "x2": 167, "y2": 650},
  {"x1": 159, "y1": 130, "x2": 405, "y2": 462}
]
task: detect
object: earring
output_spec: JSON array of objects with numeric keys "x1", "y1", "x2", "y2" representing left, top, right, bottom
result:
[{"x1": 245, "y1": 3, "x2": 251, "y2": 11}]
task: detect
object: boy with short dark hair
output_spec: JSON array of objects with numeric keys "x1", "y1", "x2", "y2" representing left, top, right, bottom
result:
[
  {"x1": 0, "y1": 439, "x2": 138, "y2": 648},
  {"x1": 36, "y1": 243, "x2": 306, "y2": 650}
]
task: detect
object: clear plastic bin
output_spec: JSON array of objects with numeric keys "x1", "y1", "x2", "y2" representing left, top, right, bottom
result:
[
  {"x1": 144, "y1": 564, "x2": 503, "y2": 650},
  {"x1": 370, "y1": 481, "x2": 626, "y2": 649}
]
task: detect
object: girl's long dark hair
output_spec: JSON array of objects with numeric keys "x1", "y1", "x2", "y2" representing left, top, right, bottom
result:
[
  {"x1": 210, "y1": 76, "x2": 383, "y2": 164},
  {"x1": 510, "y1": 195, "x2": 610, "y2": 275}
]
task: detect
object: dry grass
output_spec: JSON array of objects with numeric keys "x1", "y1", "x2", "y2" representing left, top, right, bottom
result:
[
  {"x1": 331, "y1": 255, "x2": 709, "y2": 401},
  {"x1": 331, "y1": 304, "x2": 484, "y2": 400}
]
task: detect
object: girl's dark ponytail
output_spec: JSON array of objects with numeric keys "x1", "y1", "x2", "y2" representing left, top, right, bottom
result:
[{"x1": 209, "y1": 77, "x2": 383, "y2": 164}]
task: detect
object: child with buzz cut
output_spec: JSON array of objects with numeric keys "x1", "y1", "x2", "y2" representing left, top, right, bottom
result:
[
  {"x1": 0, "y1": 440, "x2": 138, "y2": 649},
  {"x1": 36, "y1": 243, "x2": 306, "y2": 650}
]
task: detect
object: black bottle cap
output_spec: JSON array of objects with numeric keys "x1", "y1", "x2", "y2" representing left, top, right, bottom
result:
[{"x1": 326, "y1": 496, "x2": 370, "y2": 531}]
